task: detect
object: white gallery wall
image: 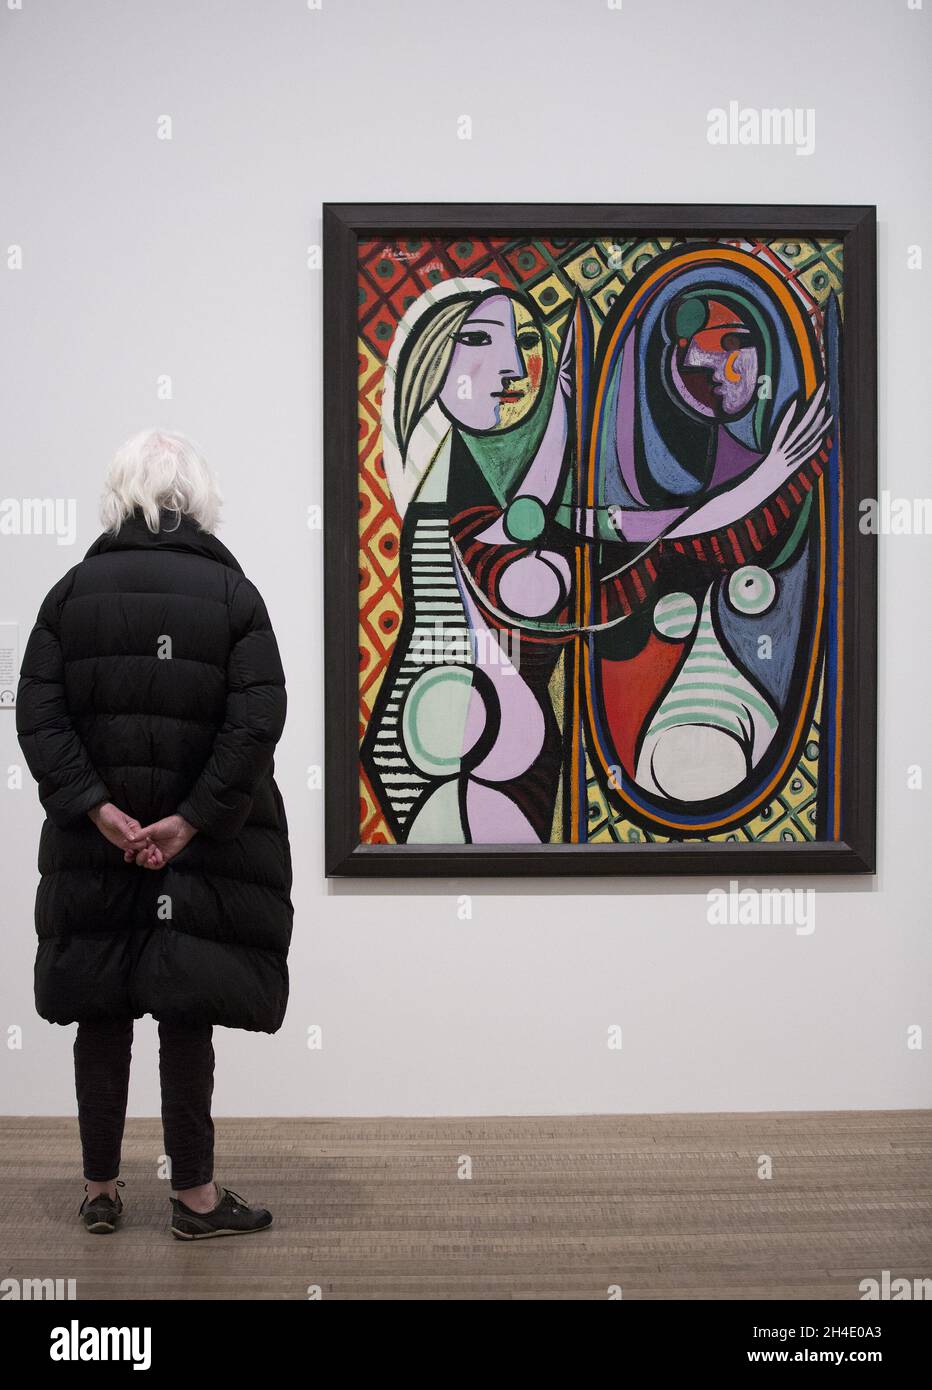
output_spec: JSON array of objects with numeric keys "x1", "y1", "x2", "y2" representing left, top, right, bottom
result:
[{"x1": 1, "y1": 0, "x2": 929, "y2": 1118}]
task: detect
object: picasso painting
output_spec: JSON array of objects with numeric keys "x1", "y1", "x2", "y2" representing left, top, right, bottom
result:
[{"x1": 326, "y1": 207, "x2": 876, "y2": 874}]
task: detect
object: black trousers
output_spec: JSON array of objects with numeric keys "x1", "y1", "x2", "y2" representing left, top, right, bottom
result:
[{"x1": 73, "y1": 1016, "x2": 215, "y2": 1190}]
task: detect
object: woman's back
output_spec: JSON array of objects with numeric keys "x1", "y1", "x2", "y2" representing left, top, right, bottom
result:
[
  {"x1": 65, "y1": 515, "x2": 241, "y2": 826},
  {"x1": 18, "y1": 507, "x2": 293, "y2": 1034}
]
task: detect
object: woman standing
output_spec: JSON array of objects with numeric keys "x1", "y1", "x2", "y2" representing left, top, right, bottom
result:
[{"x1": 16, "y1": 430, "x2": 293, "y2": 1238}]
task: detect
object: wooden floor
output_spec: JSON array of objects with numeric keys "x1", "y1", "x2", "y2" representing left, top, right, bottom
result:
[{"x1": 1, "y1": 1112, "x2": 929, "y2": 1300}]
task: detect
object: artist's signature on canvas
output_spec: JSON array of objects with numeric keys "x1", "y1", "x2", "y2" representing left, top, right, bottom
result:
[{"x1": 378, "y1": 245, "x2": 442, "y2": 273}]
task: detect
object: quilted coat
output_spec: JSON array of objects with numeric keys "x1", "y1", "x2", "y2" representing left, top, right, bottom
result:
[{"x1": 16, "y1": 509, "x2": 293, "y2": 1033}]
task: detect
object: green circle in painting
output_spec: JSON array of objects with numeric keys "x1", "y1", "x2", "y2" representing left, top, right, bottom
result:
[
  {"x1": 504, "y1": 495, "x2": 546, "y2": 542},
  {"x1": 674, "y1": 297, "x2": 706, "y2": 341},
  {"x1": 728, "y1": 565, "x2": 776, "y2": 615},
  {"x1": 653, "y1": 590, "x2": 698, "y2": 640},
  {"x1": 402, "y1": 666, "x2": 476, "y2": 778}
]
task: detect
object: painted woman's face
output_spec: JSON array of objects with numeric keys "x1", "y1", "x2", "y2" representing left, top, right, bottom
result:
[
  {"x1": 438, "y1": 295, "x2": 544, "y2": 433},
  {"x1": 669, "y1": 297, "x2": 760, "y2": 420}
]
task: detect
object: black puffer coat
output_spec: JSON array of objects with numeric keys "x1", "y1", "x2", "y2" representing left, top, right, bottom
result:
[{"x1": 16, "y1": 510, "x2": 293, "y2": 1033}]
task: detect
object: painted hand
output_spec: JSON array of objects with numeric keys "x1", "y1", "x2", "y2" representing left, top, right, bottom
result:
[
  {"x1": 758, "y1": 382, "x2": 833, "y2": 486},
  {"x1": 662, "y1": 383, "x2": 833, "y2": 542}
]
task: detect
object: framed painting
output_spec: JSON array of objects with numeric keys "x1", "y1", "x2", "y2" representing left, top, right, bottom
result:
[{"x1": 324, "y1": 204, "x2": 876, "y2": 876}]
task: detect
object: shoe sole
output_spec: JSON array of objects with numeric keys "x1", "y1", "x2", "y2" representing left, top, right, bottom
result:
[
  {"x1": 170, "y1": 1221, "x2": 272, "y2": 1241},
  {"x1": 83, "y1": 1220, "x2": 119, "y2": 1234}
]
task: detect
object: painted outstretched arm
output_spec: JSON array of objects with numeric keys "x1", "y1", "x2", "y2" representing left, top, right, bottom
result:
[{"x1": 661, "y1": 384, "x2": 832, "y2": 541}]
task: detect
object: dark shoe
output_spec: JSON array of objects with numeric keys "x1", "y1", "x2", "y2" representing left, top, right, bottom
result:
[
  {"x1": 169, "y1": 1184, "x2": 273, "y2": 1240},
  {"x1": 79, "y1": 1179, "x2": 125, "y2": 1234}
]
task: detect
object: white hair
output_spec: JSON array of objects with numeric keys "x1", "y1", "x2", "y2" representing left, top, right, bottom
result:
[{"x1": 100, "y1": 429, "x2": 222, "y2": 534}]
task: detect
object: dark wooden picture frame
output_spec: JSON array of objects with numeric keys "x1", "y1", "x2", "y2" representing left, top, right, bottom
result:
[{"x1": 324, "y1": 204, "x2": 876, "y2": 877}]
